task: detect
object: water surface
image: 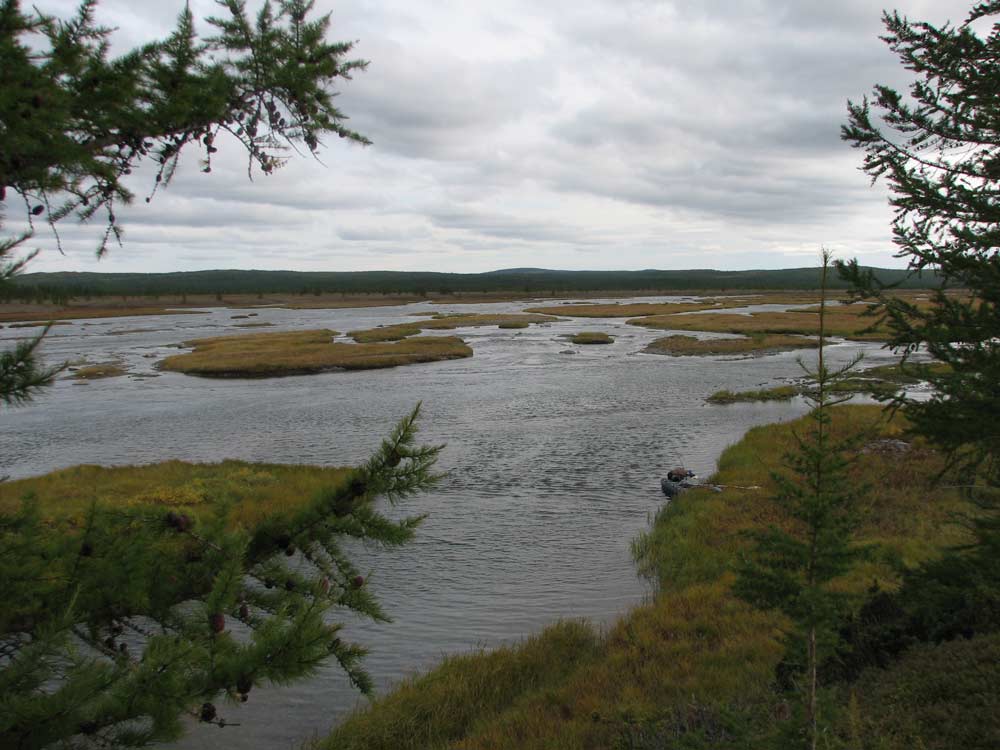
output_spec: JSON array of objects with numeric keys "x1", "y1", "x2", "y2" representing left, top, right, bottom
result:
[{"x1": 0, "y1": 297, "x2": 895, "y2": 748}]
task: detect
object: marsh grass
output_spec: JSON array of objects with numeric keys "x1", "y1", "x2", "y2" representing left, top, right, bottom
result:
[
  {"x1": 0, "y1": 460, "x2": 351, "y2": 529},
  {"x1": 349, "y1": 314, "x2": 558, "y2": 343},
  {"x1": 71, "y1": 362, "x2": 127, "y2": 379},
  {"x1": 0, "y1": 308, "x2": 205, "y2": 323},
  {"x1": 7, "y1": 320, "x2": 72, "y2": 327},
  {"x1": 159, "y1": 329, "x2": 472, "y2": 376},
  {"x1": 645, "y1": 334, "x2": 817, "y2": 357},
  {"x1": 628, "y1": 309, "x2": 891, "y2": 341},
  {"x1": 570, "y1": 331, "x2": 613, "y2": 344},
  {"x1": 320, "y1": 405, "x2": 972, "y2": 749}
]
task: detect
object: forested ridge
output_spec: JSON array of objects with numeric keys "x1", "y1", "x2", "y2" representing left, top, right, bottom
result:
[{"x1": 5, "y1": 266, "x2": 941, "y2": 301}]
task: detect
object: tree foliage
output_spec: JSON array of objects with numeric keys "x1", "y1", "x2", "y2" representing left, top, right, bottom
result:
[
  {"x1": 0, "y1": 3, "x2": 443, "y2": 748},
  {"x1": 0, "y1": 0, "x2": 370, "y2": 406},
  {"x1": 840, "y1": 2, "x2": 1000, "y2": 679},
  {"x1": 839, "y1": 1, "x2": 1000, "y2": 475},
  {"x1": 1, "y1": 405, "x2": 441, "y2": 748}
]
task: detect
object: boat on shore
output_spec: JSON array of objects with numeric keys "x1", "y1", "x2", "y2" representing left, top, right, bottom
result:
[{"x1": 660, "y1": 467, "x2": 695, "y2": 498}]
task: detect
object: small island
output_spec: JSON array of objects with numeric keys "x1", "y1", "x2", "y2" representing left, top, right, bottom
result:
[
  {"x1": 349, "y1": 313, "x2": 558, "y2": 343},
  {"x1": 71, "y1": 361, "x2": 128, "y2": 380},
  {"x1": 570, "y1": 331, "x2": 614, "y2": 345},
  {"x1": 159, "y1": 329, "x2": 472, "y2": 377},
  {"x1": 644, "y1": 333, "x2": 817, "y2": 357}
]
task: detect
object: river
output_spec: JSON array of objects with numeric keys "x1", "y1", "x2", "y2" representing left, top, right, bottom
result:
[{"x1": 0, "y1": 296, "x2": 896, "y2": 749}]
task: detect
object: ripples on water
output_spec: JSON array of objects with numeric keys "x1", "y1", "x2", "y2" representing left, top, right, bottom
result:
[{"x1": 0, "y1": 298, "x2": 897, "y2": 748}]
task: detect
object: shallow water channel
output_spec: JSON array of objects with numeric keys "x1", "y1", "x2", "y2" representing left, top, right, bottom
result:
[{"x1": 0, "y1": 296, "x2": 897, "y2": 749}]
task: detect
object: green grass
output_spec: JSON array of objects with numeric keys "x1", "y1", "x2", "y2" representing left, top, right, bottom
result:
[
  {"x1": 570, "y1": 331, "x2": 613, "y2": 344},
  {"x1": 317, "y1": 621, "x2": 601, "y2": 750},
  {"x1": 646, "y1": 334, "x2": 816, "y2": 357},
  {"x1": 159, "y1": 329, "x2": 472, "y2": 376},
  {"x1": 706, "y1": 386, "x2": 799, "y2": 404},
  {"x1": 0, "y1": 460, "x2": 352, "y2": 530}
]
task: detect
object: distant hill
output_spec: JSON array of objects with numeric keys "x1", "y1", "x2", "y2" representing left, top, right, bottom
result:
[{"x1": 5, "y1": 266, "x2": 941, "y2": 301}]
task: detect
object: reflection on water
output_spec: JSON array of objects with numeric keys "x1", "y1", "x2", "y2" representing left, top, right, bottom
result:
[{"x1": 0, "y1": 297, "x2": 895, "y2": 749}]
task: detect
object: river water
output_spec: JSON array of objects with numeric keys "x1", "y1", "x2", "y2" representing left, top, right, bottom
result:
[{"x1": 0, "y1": 297, "x2": 897, "y2": 749}]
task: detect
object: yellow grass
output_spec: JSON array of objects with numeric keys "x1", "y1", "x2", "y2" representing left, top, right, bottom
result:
[
  {"x1": 628, "y1": 309, "x2": 890, "y2": 341},
  {"x1": 159, "y1": 329, "x2": 472, "y2": 377},
  {"x1": 6, "y1": 320, "x2": 72, "y2": 327},
  {"x1": 0, "y1": 307, "x2": 205, "y2": 323},
  {"x1": 570, "y1": 332, "x2": 614, "y2": 344},
  {"x1": 524, "y1": 301, "x2": 724, "y2": 317},
  {"x1": 644, "y1": 334, "x2": 817, "y2": 356},
  {"x1": 0, "y1": 460, "x2": 351, "y2": 530},
  {"x1": 71, "y1": 362, "x2": 128, "y2": 379},
  {"x1": 349, "y1": 314, "x2": 558, "y2": 343}
]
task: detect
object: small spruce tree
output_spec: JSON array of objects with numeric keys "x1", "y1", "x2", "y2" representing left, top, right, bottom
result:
[{"x1": 732, "y1": 252, "x2": 867, "y2": 750}]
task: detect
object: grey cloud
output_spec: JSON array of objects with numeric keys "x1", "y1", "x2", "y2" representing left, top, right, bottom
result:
[{"x1": 23, "y1": 0, "x2": 965, "y2": 274}]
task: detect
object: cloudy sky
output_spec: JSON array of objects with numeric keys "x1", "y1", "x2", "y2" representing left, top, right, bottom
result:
[{"x1": 24, "y1": 0, "x2": 972, "y2": 274}]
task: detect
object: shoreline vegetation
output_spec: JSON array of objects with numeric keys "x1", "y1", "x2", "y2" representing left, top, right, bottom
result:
[
  {"x1": 706, "y1": 363, "x2": 947, "y2": 404},
  {"x1": 158, "y1": 329, "x2": 472, "y2": 377},
  {"x1": 314, "y1": 405, "x2": 981, "y2": 749},
  {"x1": 0, "y1": 461, "x2": 351, "y2": 525}
]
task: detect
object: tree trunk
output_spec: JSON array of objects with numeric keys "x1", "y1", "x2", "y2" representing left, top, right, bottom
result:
[{"x1": 809, "y1": 625, "x2": 817, "y2": 750}]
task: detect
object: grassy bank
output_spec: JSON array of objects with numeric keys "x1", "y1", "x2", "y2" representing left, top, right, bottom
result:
[
  {"x1": 159, "y1": 329, "x2": 472, "y2": 377},
  {"x1": 644, "y1": 334, "x2": 817, "y2": 357},
  {"x1": 317, "y1": 405, "x2": 976, "y2": 749},
  {"x1": 0, "y1": 460, "x2": 351, "y2": 528}
]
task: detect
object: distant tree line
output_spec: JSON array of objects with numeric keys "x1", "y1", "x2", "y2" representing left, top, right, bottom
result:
[{"x1": 4, "y1": 266, "x2": 944, "y2": 303}]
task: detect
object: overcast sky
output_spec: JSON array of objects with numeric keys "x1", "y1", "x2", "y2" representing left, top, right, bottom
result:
[{"x1": 23, "y1": 0, "x2": 972, "y2": 274}]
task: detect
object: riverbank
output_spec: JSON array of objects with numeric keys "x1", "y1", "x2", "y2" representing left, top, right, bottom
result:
[{"x1": 316, "y1": 405, "x2": 988, "y2": 750}]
